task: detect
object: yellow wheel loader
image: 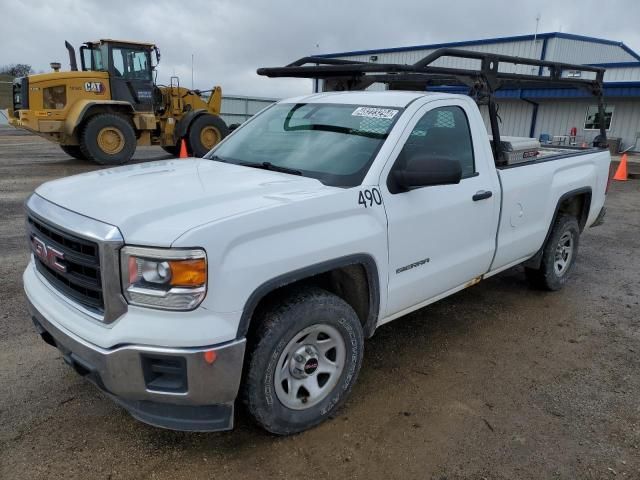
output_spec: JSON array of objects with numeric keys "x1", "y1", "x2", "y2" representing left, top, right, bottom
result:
[{"x1": 8, "y1": 40, "x2": 228, "y2": 164}]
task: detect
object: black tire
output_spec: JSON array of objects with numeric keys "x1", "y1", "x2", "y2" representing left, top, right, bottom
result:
[
  {"x1": 525, "y1": 214, "x2": 580, "y2": 291},
  {"x1": 79, "y1": 113, "x2": 136, "y2": 165},
  {"x1": 187, "y1": 114, "x2": 229, "y2": 157},
  {"x1": 161, "y1": 145, "x2": 180, "y2": 156},
  {"x1": 242, "y1": 287, "x2": 364, "y2": 435},
  {"x1": 60, "y1": 145, "x2": 85, "y2": 160}
]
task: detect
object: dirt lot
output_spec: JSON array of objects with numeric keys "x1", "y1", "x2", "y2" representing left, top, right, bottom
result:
[{"x1": 1, "y1": 129, "x2": 639, "y2": 480}]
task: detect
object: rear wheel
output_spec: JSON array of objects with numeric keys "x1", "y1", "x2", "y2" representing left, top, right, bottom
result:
[
  {"x1": 79, "y1": 113, "x2": 136, "y2": 165},
  {"x1": 187, "y1": 114, "x2": 229, "y2": 157},
  {"x1": 60, "y1": 145, "x2": 85, "y2": 160},
  {"x1": 525, "y1": 214, "x2": 580, "y2": 291},
  {"x1": 242, "y1": 287, "x2": 364, "y2": 435}
]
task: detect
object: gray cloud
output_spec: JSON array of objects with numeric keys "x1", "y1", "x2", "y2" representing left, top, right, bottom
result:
[{"x1": 2, "y1": 0, "x2": 639, "y2": 99}]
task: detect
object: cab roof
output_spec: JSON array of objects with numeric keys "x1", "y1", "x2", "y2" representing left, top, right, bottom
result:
[{"x1": 90, "y1": 39, "x2": 156, "y2": 47}]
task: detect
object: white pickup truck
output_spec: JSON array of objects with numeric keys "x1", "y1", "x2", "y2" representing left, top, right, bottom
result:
[{"x1": 23, "y1": 51, "x2": 611, "y2": 435}]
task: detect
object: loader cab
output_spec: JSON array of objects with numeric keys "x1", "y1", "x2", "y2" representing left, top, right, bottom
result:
[{"x1": 80, "y1": 40, "x2": 158, "y2": 112}]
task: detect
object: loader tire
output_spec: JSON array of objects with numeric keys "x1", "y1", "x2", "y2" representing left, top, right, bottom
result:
[
  {"x1": 80, "y1": 113, "x2": 136, "y2": 165},
  {"x1": 187, "y1": 114, "x2": 228, "y2": 157},
  {"x1": 60, "y1": 145, "x2": 86, "y2": 160},
  {"x1": 161, "y1": 145, "x2": 180, "y2": 156}
]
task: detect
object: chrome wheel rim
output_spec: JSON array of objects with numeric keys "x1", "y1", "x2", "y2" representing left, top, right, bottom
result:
[
  {"x1": 274, "y1": 323, "x2": 346, "y2": 410},
  {"x1": 554, "y1": 231, "x2": 574, "y2": 276}
]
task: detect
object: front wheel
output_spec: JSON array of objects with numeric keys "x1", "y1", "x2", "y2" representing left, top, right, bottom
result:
[
  {"x1": 242, "y1": 287, "x2": 364, "y2": 435},
  {"x1": 187, "y1": 114, "x2": 229, "y2": 157},
  {"x1": 525, "y1": 214, "x2": 580, "y2": 291},
  {"x1": 79, "y1": 113, "x2": 136, "y2": 165},
  {"x1": 60, "y1": 145, "x2": 85, "y2": 160}
]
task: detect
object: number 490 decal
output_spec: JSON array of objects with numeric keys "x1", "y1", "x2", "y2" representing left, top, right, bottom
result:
[{"x1": 358, "y1": 188, "x2": 382, "y2": 208}]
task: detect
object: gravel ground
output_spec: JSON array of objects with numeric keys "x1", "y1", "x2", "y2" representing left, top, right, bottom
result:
[{"x1": 1, "y1": 130, "x2": 639, "y2": 479}]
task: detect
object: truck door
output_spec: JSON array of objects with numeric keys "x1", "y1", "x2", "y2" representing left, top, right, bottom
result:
[
  {"x1": 381, "y1": 100, "x2": 500, "y2": 317},
  {"x1": 108, "y1": 45, "x2": 154, "y2": 112}
]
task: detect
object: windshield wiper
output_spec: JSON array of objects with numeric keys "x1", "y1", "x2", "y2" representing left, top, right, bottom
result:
[
  {"x1": 239, "y1": 161, "x2": 302, "y2": 176},
  {"x1": 206, "y1": 154, "x2": 228, "y2": 163}
]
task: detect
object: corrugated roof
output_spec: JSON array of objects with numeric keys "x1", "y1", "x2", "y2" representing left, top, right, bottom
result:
[{"x1": 321, "y1": 32, "x2": 640, "y2": 61}]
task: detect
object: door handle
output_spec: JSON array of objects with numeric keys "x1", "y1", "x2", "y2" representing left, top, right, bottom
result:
[{"x1": 472, "y1": 190, "x2": 493, "y2": 201}]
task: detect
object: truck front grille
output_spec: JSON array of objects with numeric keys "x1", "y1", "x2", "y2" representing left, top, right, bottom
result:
[{"x1": 28, "y1": 215, "x2": 104, "y2": 313}]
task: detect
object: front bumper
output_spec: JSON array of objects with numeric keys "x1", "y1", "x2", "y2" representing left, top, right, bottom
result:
[{"x1": 27, "y1": 298, "x2": 246, "y2": 432}]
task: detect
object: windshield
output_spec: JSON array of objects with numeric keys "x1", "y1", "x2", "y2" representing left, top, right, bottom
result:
[{"x1": 205, "y1": 103, "x2": 402, "y2": 187}]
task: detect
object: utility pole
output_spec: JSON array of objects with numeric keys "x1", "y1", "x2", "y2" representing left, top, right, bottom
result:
[
  {"x1": 191, "y1": 54, "x2": 194, "y2": 89},
  {"x1": 532, "y1": 14, "x2": 541, "y2": 74}
]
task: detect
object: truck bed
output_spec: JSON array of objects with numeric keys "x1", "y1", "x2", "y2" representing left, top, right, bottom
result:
[{"x1": 489, "y1": 147, "x2": 610, "y2": 274}]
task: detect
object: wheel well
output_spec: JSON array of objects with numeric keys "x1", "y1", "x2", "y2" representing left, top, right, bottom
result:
[
  {"x1": 558, "y1": 191, "x2": 591, "y2": 231},
  {"x1": 242, "y1": 260, "x2": 379, "y2": 343},
  {"x1": 523, "y1": 188, "x2": 591, "y2": 270},
  {"x1": 74, "y1": 105, "x2": 134, "y2": 135}
]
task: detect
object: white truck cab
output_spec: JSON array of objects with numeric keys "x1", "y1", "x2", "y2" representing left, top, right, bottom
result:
[{"x1": 23, "y1": 51, "x2": 611, "y2": 434}]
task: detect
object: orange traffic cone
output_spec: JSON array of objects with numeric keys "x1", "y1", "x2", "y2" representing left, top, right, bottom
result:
[
  {"x1": 613, "y1": 153, "x2": 628, "y2": 181},
  {"x1": 178, "y1": 139, "x2": 188, "y2": 159}
]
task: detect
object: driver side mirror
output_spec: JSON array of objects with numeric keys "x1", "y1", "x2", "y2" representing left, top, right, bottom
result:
[{"x1": 389, "y1": 153, "x2": 462, "y2": 193}]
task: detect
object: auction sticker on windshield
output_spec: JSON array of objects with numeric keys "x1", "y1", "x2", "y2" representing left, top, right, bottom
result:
[{"x1": 352, "y1": 107, "x2": 399, "y2": 119}]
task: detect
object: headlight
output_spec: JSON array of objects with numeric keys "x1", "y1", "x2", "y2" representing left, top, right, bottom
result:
[{"x1": 120, "y1": 246, "x2": 207, "y2": 310}]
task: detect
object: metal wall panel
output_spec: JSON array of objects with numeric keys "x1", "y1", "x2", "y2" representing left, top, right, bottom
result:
[
  {"x1": 478, "y1": 98, "x2": 640, "y2": 151},
  {"x1": 219, "y1": 95, "x2": 277, "y2": 125},
  {"x1": 604, "y1": 67, "x2": 640, "y2": 82},
  {"x1": 534, "y1": 99, "x2": 640, "y2": 150},
  {"x1": 338, "y1": 39, "x2": 545, "y2": 75},
  {"x1": 479, "y1": 101, "x2": 534, "y2": 137},
  {"x1": 545, "y1": 37, "x2": 637, "y2": 64}
]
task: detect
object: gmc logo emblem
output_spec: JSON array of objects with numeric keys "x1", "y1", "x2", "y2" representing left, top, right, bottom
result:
[{"x1": 32, "y1": 236, "x2": 67, "y2": 273}]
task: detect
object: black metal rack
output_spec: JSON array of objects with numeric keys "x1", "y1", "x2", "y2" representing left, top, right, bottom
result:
[{"x1": 257, "y1": 48, "x2": 608, "y2": 163}]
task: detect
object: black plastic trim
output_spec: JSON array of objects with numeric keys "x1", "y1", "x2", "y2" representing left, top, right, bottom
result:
[
  {"x1": 523, "y1": 187, "x2": 592, "y2": 269},
  {"x1": 110, "y1": 397, "x2": 234, "y2": 432},
  {"x1": 236, "y1": 254, "x2": 381, "y2": 339},
  {"x1": 591, "y1": 206, "x2": 606, "y2": 227}
]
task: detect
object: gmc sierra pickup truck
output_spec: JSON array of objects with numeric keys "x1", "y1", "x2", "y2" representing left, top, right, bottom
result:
[{"x1": 23, "y1": 50, "x2": 611, "y2": 435}]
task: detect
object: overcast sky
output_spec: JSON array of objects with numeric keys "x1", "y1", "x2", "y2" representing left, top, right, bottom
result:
[{"x1": 2, "y1": 0, "x2": 639, "y2": 98}]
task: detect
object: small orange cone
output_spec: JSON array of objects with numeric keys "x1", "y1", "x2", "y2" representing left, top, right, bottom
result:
[
  {"x1": 613, "y1": 153, "x2": 628, "y2": 181},
  {"x1": 178, "y1": 139, "x2": 188, "y2": 159}
]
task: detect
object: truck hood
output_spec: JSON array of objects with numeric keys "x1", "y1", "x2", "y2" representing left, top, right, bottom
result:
[{"x1": 35, "y1": 159, "x2": 337, "y2": 246}]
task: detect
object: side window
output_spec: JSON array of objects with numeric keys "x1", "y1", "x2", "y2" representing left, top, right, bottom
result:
[
  {"x1": 397, "y1": 106, "x2": 475, "y2": 178},
  {"x1": 111, "y1": 48, "x2": 151, "y2": 80}
]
